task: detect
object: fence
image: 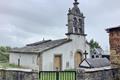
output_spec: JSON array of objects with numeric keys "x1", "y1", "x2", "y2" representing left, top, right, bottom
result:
[
  {"x1": 0, "y1": 68, "x2": 38, "y2": 80},
  {"x1": 39, "y1": 71, "x2": 76, "y2": 80}
]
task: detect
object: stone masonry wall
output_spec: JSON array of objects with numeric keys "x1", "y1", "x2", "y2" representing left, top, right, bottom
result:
[
  {"x1": 77, "y1": 68, "x2": 120, "y2": 80},
  {"x1": 0, "y1": 69, "x2": 38, "y2": 80},
  {"x1": 109, "y1": 30, "x2": 120, "y2": 65}
]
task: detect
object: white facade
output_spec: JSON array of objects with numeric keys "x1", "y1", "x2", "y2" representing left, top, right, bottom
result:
[
  {"x1": 10, "y1": 35, "x2": 90, "y2": 71},
  {"x1": 41, "y1": 35, "x2": 90, "y2": 71},
  {"x1": 10, "y1": 53, "x2": 38, "y2": 70}
]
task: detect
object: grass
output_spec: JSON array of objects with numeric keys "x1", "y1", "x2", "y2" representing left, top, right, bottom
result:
[
  {"x1": 0, "y1": 62, "x2": 21, "y2": 68},
  {"x1": 39, "y1": 71, "x2": 76, "y2": 80}
]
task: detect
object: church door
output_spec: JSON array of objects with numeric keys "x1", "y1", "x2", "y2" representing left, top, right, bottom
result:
[
  {"x1": 54, "y1": 55, "x2": 62, "y2": 71},
  {"x1": 74, "y1": 52, "x2": 82, "y2": 68}
]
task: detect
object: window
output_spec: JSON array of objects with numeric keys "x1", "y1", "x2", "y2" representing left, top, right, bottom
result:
[
  {"x1": 92, "y1": 55, "x2": 94, "y2": 58},
  {"x1": 96, "y1": 55, "x2": 99, "y2": 58},
  {"x1": 73, "y1": 17, "x2": 78, "y2": 33},
  {"x1": 32, "y1": 56, "x2": 35, "y2": 64},
  {"x1": 79, "y1": 28, "x2": 82, "y2": 33},
  {"x1": 74, "y1": 27, "x2": 78, "y2": 33},
  {"x1": 79, "y1": 19, "x2": 82, "y2": 26},
  {"x1": 73, "y1": 17, "x2": 77, "y2": 27},
  {"x1": 18, "y1": 58, "x2": 20, "y2": 66},
  {"x1": 66, "y1": 62, "x2": 69, "y2": 68}
]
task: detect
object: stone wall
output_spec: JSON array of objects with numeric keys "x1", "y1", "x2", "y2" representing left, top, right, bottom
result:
[
  {"x1": 109, "y1": 30, "x2": 120, "y2": 65},
  {"x1": 77, "y1": 67, "x2": 120, "y2": 80},
  {"x1": 0, "y1": 69, "x2": 38, "y2": 80}
]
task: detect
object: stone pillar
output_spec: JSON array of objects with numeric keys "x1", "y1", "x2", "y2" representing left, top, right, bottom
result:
[
  {"x1": 109, "y1": 31, "x2": 120, "y2": 65},
  {"x1": 76, "y1": 69, "x2": 85, "y2": 80}
]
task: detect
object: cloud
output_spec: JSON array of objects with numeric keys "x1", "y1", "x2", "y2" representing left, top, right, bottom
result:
[
  {"x1": 81, "y1": 0, "x2": 120, "y2": 49},
  {"x1": 0, "y1": 0, "x2": 120, "y2": 50}
]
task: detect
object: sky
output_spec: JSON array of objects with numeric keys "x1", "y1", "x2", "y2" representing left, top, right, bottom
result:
[{"x1": 0, "y1": 0, "x2": 120, "y2": 51}]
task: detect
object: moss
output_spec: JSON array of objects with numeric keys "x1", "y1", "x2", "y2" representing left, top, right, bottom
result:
[{"x1": 0, "y1": 63, "x2": 22, "y2": 68}]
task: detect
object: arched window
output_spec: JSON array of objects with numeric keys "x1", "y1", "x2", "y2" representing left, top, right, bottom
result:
[
  {"x1": 92, "y1": 55, "x2": 94, "y2": 58},
  {"x1": 79, "y1": 19, "x2": 82, "y2": 26},
  {"x1": 73, "y1": 17, "x2": 78, "y2": 33},
  {"x1": 79, "y1": 28, "x2": 82, "y2": 33}
]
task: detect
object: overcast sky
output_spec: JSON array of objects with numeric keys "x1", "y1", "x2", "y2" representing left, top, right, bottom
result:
[{"x1": 0, "y1": 0, "x2": 120, "y2": 50}]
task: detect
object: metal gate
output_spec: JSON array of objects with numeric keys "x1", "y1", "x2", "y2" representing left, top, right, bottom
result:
[{"x1": 39, "y1": 71, "x2": 76, "y2": 80}]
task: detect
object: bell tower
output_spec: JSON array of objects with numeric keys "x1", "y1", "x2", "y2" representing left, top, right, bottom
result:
[{"x1": 66, "y1": 0, "x2": 85, "y2": 35}]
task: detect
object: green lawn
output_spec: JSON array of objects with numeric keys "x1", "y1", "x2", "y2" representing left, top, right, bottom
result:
[
  {"x1": 39, "y1": 72, "x2": 76, "y2": 80},
  {"x1": 0, "y1": 62, "x2": 20, "y2": 68}
]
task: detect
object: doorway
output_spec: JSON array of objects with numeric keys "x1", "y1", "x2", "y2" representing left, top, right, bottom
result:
[
  {"x1": 54, "y1": 55, "x2": 62, "y2": 71},
  {"x1": 74, "y1": 52, "x2": 82, "y2": 68}
]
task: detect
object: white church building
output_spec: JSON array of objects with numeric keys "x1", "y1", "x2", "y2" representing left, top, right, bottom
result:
[{"x1": 10, "y1": 0, "x2": 90, "y2": 71}]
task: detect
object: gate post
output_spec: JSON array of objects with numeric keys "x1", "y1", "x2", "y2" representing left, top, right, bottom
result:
[
  {"x1": 2, "y1": 70, "x2": 6, "y2": 80},
  {"x1": 76, "y1": 69, "x2": 85, "y2": 80},
  {"x1": 39, "y1": 71, "x2": 40, "y2": 79},
  {"x1": 56, "y1": 71, "x2": 59, "y2": 80}
]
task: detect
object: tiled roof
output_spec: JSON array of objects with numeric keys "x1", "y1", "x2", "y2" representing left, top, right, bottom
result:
[
  {"x1": 106, "y1": 26, "x2": 120, "y2": 33},
  {"x1": 86, "y1": 58, "x2": 110, "y2": 68},
  {"x1": 11, "y1": 38, "x2": 72, "y2": 53}
]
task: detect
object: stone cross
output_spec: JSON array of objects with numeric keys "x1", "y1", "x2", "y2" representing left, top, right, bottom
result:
[{"x1": 84, "y1": 50, "x2": 88, "y2": 59}]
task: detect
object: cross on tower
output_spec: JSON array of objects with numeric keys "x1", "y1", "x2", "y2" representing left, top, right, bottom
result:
[
  {"x1": 74, "y1": 0, "x2": 79, "y2": 5},
  {"x1": 75, "y1": 0, "x2": 77, "y2": 2}
]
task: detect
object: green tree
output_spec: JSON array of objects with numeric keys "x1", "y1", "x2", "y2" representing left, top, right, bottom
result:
[
  {"x1": 89, "y1": 39, "x2": 101, "y2": 49},
  {"x1": 0, "y1": 46, "x2": 11, "y2": 62}
]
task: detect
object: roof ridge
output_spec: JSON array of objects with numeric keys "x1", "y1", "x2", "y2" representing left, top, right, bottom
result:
[
  {"x1": 26, "y1": 40, "x2": 52, "y2": 46},
  {"x1": 51, "y1": 38, "x2": 68, "y2": 41},
  {"x1": 11, "y1": 38, "x2": 72, "y2": 53}
]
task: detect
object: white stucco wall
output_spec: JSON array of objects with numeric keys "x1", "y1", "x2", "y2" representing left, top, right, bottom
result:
[
  {"x1": 9, "y1": 53, "x2": 38, "y2": 70},
  {"x1": 86, "y1": 43, "x2": 90, "y2": 58},
  {"x1": 9, "y1": 35, "x2": 90, "y2": 71},
  {"x1": 69, "y1": 34, "x2": 90, "y2": 58},
  {"x1": 41, "y1": 35, "x2": 90, "y2": 71},
  {"x1": 42, "y1": 42, "x2": 73, "y2": 71}
]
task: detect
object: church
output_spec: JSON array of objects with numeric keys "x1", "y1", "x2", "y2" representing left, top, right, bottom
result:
[{"x1": 9, "y1": 0, "x2": 90, "y2": 71}]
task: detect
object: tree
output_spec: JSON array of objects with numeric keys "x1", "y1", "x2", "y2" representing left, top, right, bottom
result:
[
  {"x1": 0, "y1": 46, "x2": 11, "y2": 62},
  {"x1": 89, "y1": 39, "x2": 101, "y2": 49}
]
